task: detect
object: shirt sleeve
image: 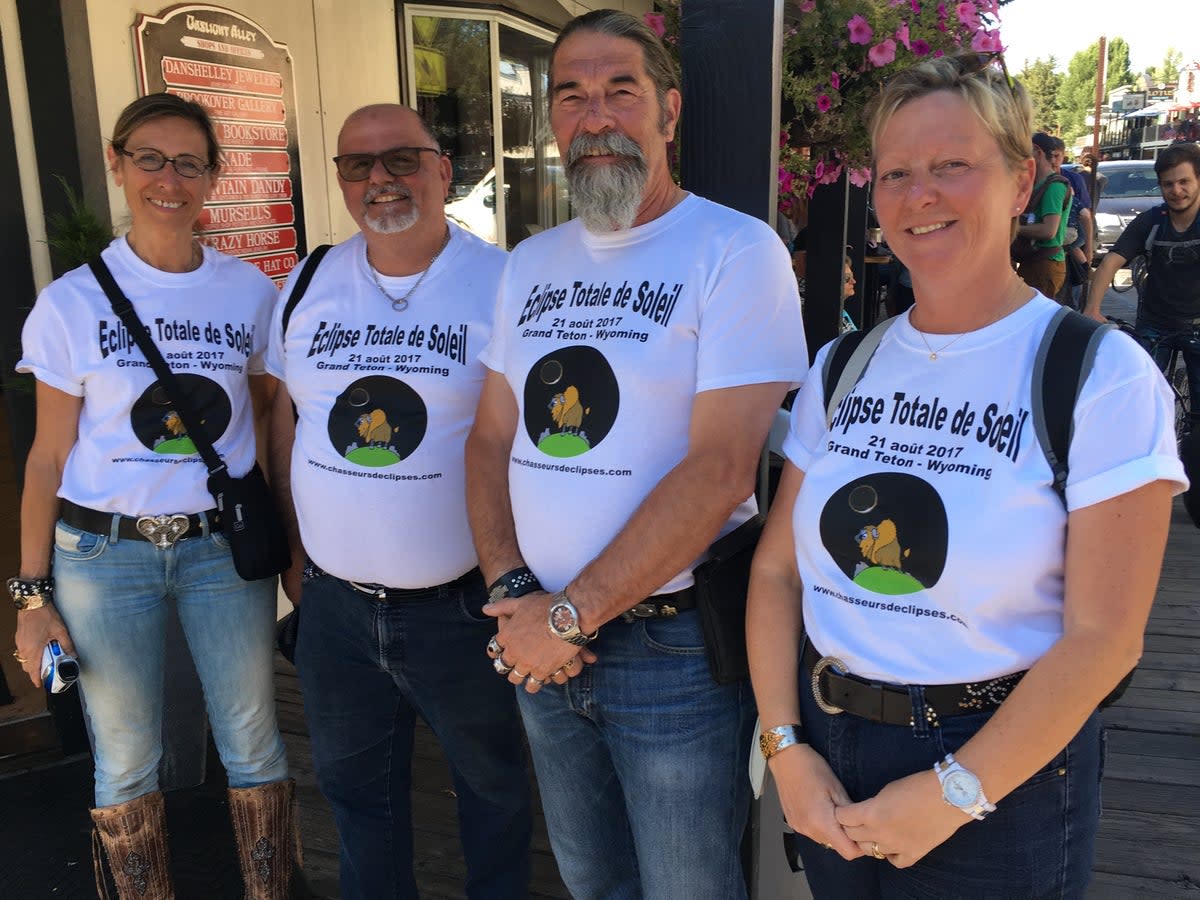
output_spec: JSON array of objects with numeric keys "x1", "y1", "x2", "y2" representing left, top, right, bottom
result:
[
  {"x1": 1072, "y1": 173, "x2": 1092, "y2": 210},
  {"x1": 16, "y1": 285, "x2": 83, "y2": 396},
  {"x1": 264, "y1": 256, "x2": 311, "y2": 379},
  {"x1": 1064, "y1": 328, "x2": 1188, "y2": 510},
  {"x1": 781, "y1": 344, "x2": 833, "y2": 472},
  {"x1": 1110, "y1": 208, "x2": 1157, "y2": 261},
  {"x1": 246, "y1": 274, "x2": 277, "y2": 377},
  {"x1": 1037, "y1": 181, "x2": 1069, "y2": 220},
  {"x1": 696, "y1": 223, "x2": 807, "y2": 392},
  {"x1": 478, "y1": 257, "x2": 513, "y2": 375}
]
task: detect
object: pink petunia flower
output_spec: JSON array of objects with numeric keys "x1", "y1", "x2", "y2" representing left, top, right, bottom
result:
[
  {"x1": 643, "y1": 12, "x2": 666, "y2": 37},
  {"x1": 933, "y1": 49, "x2": 945, "y2": 57},
  {"x1": 814, "y1": 160, "x2": 826, "y2": 180},
  {"x1": 779, "y1": 169, "x2": 795, "y2": 194},
  {"x1": 819, "y1": 162, "x2": 844, "y2": 185},
  {"x1": 971, "y1": 29, "x2": 1003, "y2": 52},
  {"x1": 895, "y1": 21, "x2": 911, "y2": 50},
  {"x1": 936, "y1": 3, "x2": 948, "y2": 31},
  {"x1": 910, "y1": 0, "x2": 921, "y2": 12},
  {"x1": 910, "y1": 38, "x2": 932, "y2": 56},
  {"x1": 868, "y1": 39, "x2": 897, "y2": 67},
  {"x1": 831, "y1": 71, "x2": 841, "y2": 90},
  {"x1": 816, "y1": 93, "x2": 833, "y2": 112},
  {"x1": 956, "y1": 1, "x2": 980, "y2": 29},
  {"x1": 847, "y1": 14, "x2": 874, "y2": 45},
  {"x1": 848, "y1": 167, "x2": 873, "y2": 188},
  {"x1": 799, "y1": 0, "x2": 816, "y2": 11}
]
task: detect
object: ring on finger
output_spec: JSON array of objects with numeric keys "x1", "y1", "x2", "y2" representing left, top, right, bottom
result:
[
  {"x1": 12, "y1": 650, "x2": 27, "y2": 664},
  {"x1": 493, "y1": 656, "x2": 513, "y2": 675},
  {"x1": 512, "y1": 669, "x2": 528, "y2": 679},
  {"x1": 871, "y1": 842, "x2": 885, "y2": 860},
  {"x1": 526, "y1": 675, "x2": 545, "y2": 687},
  {"x1": 549, "y1": 667, "x2": 566, "y2": 679},
  {"x1": 486, "y1": 636, "x2": 504, "y2": 656}
]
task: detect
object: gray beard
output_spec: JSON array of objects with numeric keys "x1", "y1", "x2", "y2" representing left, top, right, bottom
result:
[
  {"x1": 566, "y1": 133, "x2": 648, "y2": 233},
  {"x1": 363, "y1": 183, "x2": 419, "y2": 234}
]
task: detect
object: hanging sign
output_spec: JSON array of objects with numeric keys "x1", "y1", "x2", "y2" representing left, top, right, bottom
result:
[{"x1": 134, "y1": 5, "x2": 306, "y2": 285}]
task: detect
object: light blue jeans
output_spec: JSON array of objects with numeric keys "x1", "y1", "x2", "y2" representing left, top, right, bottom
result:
[
  {"x1": 517, "y1": 610, "x2": 755, "y2": 900},
  {"x1": 52, "y1": 517, "x2": 287, "y2": 807}
]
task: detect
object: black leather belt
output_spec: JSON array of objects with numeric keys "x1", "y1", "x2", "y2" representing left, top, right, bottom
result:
[
  {"x1": 334, "y1": 566, "x2": 482, "y2": 603},
  {"x1": 60, "y1": 499, "x2": 221, "y2": 549},
  {"x1": 618, "y1": 587, "x2": 697, "y2": 623},
  {"x1": 802, "y1": 641, "x2": 1024, "y2": 726}
]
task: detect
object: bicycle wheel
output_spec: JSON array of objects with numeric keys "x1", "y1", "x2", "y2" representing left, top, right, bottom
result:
[
  {"x1": 1131, "y1": 255, "x2": 1148, "y2": 300},
  {"x1": 1171, "y1": 355, "x2": 1191, "y2": 445}
]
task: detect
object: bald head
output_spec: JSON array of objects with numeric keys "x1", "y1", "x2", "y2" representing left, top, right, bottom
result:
[{"x1": 337, "y1": 103, "x2": 439, "y2": 154}]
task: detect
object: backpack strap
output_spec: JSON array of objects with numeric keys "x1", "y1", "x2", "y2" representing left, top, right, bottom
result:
[
  {"x1": 823, "y1": 317, "x2": 898, "y2": 430},
  {"x1": 1143, "y1": 204, "x2": 1167, "y2": 256},
  {"x1": 280, "y1": 244, "x2": 333, "y2": 339},
  {"x1": 1031, "y1": 307, "x2": 1113, "y2": 505}
]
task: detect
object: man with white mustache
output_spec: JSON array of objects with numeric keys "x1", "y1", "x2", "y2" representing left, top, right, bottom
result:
[
  {"x1": 266, "y1": 104, "x2": 531, "y2": 899},
  {"x1": 466, "y1": 10, "x2": 806, "y2": 899}
]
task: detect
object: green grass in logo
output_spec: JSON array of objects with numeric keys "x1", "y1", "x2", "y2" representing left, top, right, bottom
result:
[
  {"x1": 154, "y1": 436, "x2": 198, "y2": 455},
  {"x1": 345, "y1": 446, "x2": 402, "y2": 467},
  {"x1": 537, "y1": 432, "x2": 590, "y2": 458},
  {"x1": 852, "y1": 566, "x2": 925, "y2": 595}
]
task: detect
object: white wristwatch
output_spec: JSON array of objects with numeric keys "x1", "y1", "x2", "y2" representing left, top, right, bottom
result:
[{"x1": 933, "y1": 754, "x2": 996, "y2": 821}]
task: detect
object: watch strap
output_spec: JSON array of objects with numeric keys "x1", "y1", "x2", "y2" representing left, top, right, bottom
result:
[{"x1": 487, "y1": 566, "x2": 542, "y2": 603}]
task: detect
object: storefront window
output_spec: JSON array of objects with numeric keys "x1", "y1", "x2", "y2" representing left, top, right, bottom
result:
[{"x1": 405, "y1": 6, "x2": 567, "y2": 248}]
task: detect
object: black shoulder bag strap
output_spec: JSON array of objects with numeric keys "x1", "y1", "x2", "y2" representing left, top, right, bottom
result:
[
  {"x1": 88, "y1": 257, "x2": 228, "y2": 479},
  {"x1": 281, "y1": 244, "x2": 333, "y2": 339}
]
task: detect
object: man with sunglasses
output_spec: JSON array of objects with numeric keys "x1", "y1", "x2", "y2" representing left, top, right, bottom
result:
[
  {"x1": 1086, "y1": 142, "x2": 1200, "y2": 430},
  {"x1": 265, "y1": 104, "x2": 531, "y2": 900}
]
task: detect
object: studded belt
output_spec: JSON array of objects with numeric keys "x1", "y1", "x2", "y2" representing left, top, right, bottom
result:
[
  {"x1": 60, "y1": 499, "x2": 221, "y2": 550},
  {"x1": 802, "y1": 641, "x2": 1025, "y2": 726}
]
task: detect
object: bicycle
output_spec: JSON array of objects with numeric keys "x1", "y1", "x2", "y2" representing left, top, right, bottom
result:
[
  {"x1": 1107, "y1": 316, "x2": 1191, "y2": 445},
  {"x1": 1109, "y1": 254, "x2": 1147, "y2": 296}
]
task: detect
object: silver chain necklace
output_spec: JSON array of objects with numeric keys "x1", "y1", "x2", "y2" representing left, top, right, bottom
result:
[
  {"x1": 917, "y1": 329, "x2": 969, "y2": 361},
  {"x1": 365, "y1": 228, "x2": 450, "y2": 312}
]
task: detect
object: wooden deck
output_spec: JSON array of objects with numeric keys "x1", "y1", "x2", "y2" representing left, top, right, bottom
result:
[{"x1": 277, "y1": 501, "x2": 1200, "y2": 899}]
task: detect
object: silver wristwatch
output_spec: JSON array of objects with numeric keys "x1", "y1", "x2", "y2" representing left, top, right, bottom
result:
[
  {"x1": 547, "y1": 591, "x2": 596, "y2": 646},
  {"x1": 934, "y1": 754, "x2": 996, "y2": 821}
]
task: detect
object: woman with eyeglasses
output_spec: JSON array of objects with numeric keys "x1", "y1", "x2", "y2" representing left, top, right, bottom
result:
[
  {"x1": 747, "y1": 54, "x2": 1186, "y2": 898},
  {"x1": 12, "y1": 93, "x2": 296, "y2": 899}
]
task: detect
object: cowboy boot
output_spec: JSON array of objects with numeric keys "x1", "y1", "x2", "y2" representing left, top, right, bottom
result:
[
  {"x1": 90, "y1": 791, "x2": 175, "y2": 899},
  {"x1": 228, "y1": 778, "x2": 303, "y2": 899}
]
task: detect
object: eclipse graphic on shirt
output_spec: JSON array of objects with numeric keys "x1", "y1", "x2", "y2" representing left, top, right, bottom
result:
[
  {"x1": 818, "y1": 473, "x2": 948, "y2": 595},
  {"x1": 131, "y1": 375, "x2": 231, "y2": 455},
  {"x1": 328, "y1": 375, "x2": 426, "y2": 467},
  {"x1": 522, "y1": 346, "x2": 619, "y2": 458}
]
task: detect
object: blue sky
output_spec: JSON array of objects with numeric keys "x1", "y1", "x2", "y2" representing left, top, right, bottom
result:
[{"x1": 999, "y1": 0, "x2": 1192, "y2": 77}]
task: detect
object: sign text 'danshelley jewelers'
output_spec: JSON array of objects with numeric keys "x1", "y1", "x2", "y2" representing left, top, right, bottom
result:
[{"x1": 134, "y1": 5, "x2": 307, "y2": 285}]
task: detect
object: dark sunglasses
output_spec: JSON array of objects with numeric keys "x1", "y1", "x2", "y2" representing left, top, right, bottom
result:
[
  {"x1": 958, "y1": 51, "x2": 1018, "y2": 102},
  {"x1": 116, "y1": 147, "x2": 213, "y2": 179},
  {"x1": 332, "y1": 146, "x2": 442, "y2": 182}
]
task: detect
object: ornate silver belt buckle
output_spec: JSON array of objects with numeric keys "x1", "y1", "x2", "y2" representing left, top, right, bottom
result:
[
  {"x1": 811, "y1": 655, "x2": 850, "y2": 715},
  {"x1": 135, "y1": 514, "x2": 191, "y2": 550}
]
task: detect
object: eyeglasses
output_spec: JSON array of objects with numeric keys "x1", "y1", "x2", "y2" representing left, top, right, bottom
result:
[
  {"x1": 116, "y1": 147, "x2": 213, "y2": 179},
  {"x1": 332, "y1": 147, "x2": 442, "y2": 182}
]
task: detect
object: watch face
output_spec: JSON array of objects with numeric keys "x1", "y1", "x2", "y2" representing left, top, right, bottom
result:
[
  {"x1": 943, "y1": 770, "x2": 981, "y2": 808},
  {"x1": 549, "y1": 602, "x2": 577, "y2": 635}
]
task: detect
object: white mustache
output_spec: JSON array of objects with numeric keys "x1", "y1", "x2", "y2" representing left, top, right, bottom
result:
[{"x1": 566, "y1": 132, "x2": 645, "y2": 168}]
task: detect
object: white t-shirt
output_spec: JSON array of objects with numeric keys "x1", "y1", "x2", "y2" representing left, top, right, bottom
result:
[
  {"x1": 481, "y1": 194, "x2": 807, "y2": 594},
  {"x1": 784, "y1": 293, "x2": 1187, "y2": 685},
  {"x1": 265, "y1": 223, "x2": 504, "y2": 587},
  {"x1": 17, "y1": 237, "x2": 274, "y2": 516}
]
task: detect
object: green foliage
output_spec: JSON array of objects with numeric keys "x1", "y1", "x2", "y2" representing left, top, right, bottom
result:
[
  {"x1": 45, "y1": 175, "x2": 112, "y2": 271},
  {"x1": 1055, "y1": 38, "x2": 1133, "y2": 142},
  {"x1": 1149, "y1": 48, "x2": 1184, "y2": 87},
  {"x1": 1019, "y1": 58, "x2": 1062, "y2": 134}
]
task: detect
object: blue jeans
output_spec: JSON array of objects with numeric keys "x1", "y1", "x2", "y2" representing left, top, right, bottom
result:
[
  {"x1": 792, "y1": 648, "x2": 1103, "y2": 899},
  {"x1": 1134, "y1": 315, "x2": 1200, "y2": 424},
  {"x1": 517, "y1": 610, "x2": 756, "y2": 900},
  {"x1": 52, "y1": 518, "x2": 287, "y2": 807},
  {"x1": 295, "y1": 571, "x2": 531, "y2": 900}
]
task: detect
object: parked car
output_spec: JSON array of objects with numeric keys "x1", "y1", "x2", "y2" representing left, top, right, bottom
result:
[{"x1": 1092, "y1": 160, "x2": 1161, "y2": 259}]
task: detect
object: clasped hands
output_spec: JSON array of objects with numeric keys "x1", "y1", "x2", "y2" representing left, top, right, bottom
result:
[
  {"x1": 484, "y1": 591, "x2": 596, "y2": 693},
  {"x1": 772, "y1": 745, "x2": 967, "y2": 868}
]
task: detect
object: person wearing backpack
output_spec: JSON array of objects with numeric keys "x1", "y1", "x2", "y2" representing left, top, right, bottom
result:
[
  {"x1": 747, "y1": 54, "x2": 1186, "y2": 899},
  {"x1": 1085, "y1": 142, "x2": 1200, "y2": 432},
  {"x1": 1011, "y1": 132, "x2": 1072, "y2": 298}
]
